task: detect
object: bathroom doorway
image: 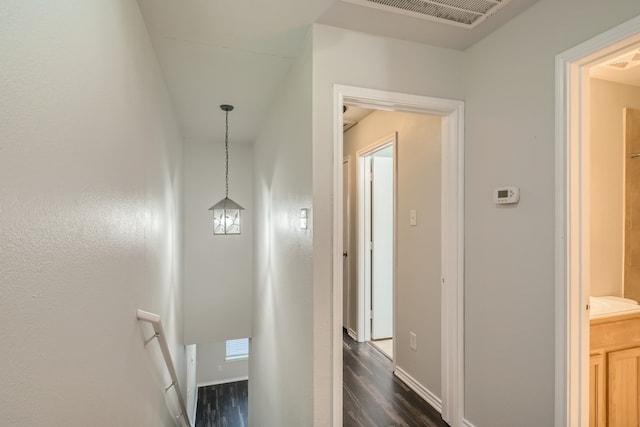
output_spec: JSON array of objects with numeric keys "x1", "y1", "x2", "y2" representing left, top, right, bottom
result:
[
  {"x1": 587, "y1": 64, "x2": 640, "y2": 426},
  {"x1": 556, "y1": 15, "x2": 640, "y2": 426}
]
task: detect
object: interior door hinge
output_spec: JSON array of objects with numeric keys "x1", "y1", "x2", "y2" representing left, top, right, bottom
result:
[{"x1": 369, "y1": 241, "x2": 373, "y2": 251}]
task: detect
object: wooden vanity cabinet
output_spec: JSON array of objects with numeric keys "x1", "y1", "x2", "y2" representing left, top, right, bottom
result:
[
  {"x1": 590, "y1": 313, "x2": 640, "y2": 427},
  {"x1": 590, "y1": 352, "x2": 605, "y2": 427},
  {"x1": 608, "y1": 347, "x2": 640, "y2": 427}
]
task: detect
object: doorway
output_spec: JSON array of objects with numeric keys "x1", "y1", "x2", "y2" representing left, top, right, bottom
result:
[
  {"x1": 333, "y1": 85, "x2": 464, "y2": 427},
  {"x1": 555, "y1": 15, "x2": 640, "y2": 427}
]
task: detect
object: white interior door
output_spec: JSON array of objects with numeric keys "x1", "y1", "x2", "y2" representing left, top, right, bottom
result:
[
  {"x1": 371, "y1": 155, "x2": 393, "y2": 340},
  {"x1": 343, "y1": 158, "x2": 350, "y2": 330}
]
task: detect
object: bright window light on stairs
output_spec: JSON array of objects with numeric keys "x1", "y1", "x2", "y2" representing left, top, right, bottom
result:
[{"x1": 225, "y1": 338, "x2": 249, "y2": 361}]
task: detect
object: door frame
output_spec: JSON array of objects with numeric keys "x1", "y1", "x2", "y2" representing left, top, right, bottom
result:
[
  {"x1": 332, "y1": 85, "x2": 464, "y2": 426},
  {"x1": 555, "y1": 15, "x2": 640, "y2": 427},
  {"x1": 356, "y1": 136, "x2": 396, "y2": 344},
  {"x1": 343, "y1": 156, "x2": 353, "y2": 335}
]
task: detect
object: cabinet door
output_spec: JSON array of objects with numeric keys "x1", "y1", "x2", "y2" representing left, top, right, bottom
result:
[
  {"x1": 608, "y1": 346, "x2": 640, "y2": 427},
  {"x1": 590, "y1": 353, "x2": 606, "y2": 427}
]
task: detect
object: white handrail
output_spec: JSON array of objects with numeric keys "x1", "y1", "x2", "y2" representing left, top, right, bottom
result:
[{"x1": 137, "y1": 309, "x2": 190, "y2": 426}]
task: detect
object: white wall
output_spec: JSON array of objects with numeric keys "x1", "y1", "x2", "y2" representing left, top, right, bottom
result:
[
  {"x1": 312, "y1": 24, "x2": 464, "y2": 423},
  {"x1": 590, "y1": 78, "x2": 640, "y2": 297},
  {"x1": 183, "y1": 139, "x2": 253, "y2": 344},
  {"x1": 463, "y1": 2, "x2": 640, "y2": 426},
  {"x1": 250, "y1": 33, "x2": 314, "y2": 426},
  {"x1": 343, "y1": 110, "x2": 442, "y2": 397},
  {"x1": 196, "y1": 341, "x2": 248, "y2": 385},
  {"x1": 0, "y1": 1, "x2": 187, "y2": 425}
]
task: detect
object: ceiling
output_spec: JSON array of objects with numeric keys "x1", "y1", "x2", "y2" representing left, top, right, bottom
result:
[
  {"x1": 136, "y1": 0, "x2": 539, "y2": 145},
  {"x1": 343, "y1": 106, "x2": 374, "y2": 132},
  {"x1": 590, "y1": 45, "x2": 640, "y2": 87}
]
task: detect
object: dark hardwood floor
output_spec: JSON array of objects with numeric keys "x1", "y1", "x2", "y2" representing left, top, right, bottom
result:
[
  {"x1": 195, "y1": 380, "x2": 248, "y2": 427},
  {"x1": 344, "y1": 331, "x2": 450, "y2": 427},
  {"x1": 194, "y1": 334, "x2": 447, "y2": 427}
]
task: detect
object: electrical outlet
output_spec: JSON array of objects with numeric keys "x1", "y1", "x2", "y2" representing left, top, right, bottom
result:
[{"x1": 409, "y1": 332, "x2": 417, "y2": 350}]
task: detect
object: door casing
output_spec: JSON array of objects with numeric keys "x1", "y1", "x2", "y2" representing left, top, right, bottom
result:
[{"x1": 332, "y1": 85, "x2": 464, "y2": 427}]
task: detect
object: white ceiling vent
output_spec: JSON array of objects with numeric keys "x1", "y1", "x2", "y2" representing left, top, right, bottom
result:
[{"x1": 342, "y1": 0, "x2": 513, "y2": 28}]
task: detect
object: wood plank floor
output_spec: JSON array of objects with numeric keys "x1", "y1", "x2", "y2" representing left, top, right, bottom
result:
[
  {"x1": 195, "y1": 334, "x2": 447, "y2": 427},
  {"x1": 344, "y1": 331, "x2": 450, "y2": 427},
  {"x1": 195, "y1": 380, "x2": 248, "y2": 427}
]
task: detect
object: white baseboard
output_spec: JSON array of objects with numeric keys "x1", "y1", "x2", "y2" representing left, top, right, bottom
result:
[
  {"x1": 394, "y1": 366, "x2": 442, "y2": 413},
  {"x1": 394, "y1": 366, "x2": 476, "y2": 427},
  {"x1": 347, "y1": 328, "x2": 358, "y2": 341},
  {"x1": 197, "y1": 376, "x2": 248, "y2": 388}
]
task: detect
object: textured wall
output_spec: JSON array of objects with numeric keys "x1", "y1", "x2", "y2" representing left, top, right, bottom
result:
[
  {"x1": 312, "y1": 23, "x2": 464, "y2": 424},
  {"x1": 0, "y1": 1, "x2": 186, "y2": 425},
  {"x1": 464, "y1": 2, "x2": 640, "y2": 426},
  {"x1": 250, "y1": 33, "x2": 314, "y2": 426}
]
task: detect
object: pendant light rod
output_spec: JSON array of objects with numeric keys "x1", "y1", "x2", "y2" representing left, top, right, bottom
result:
[{"x1": 220, "y1": 104, "x2": 233, "y2": 198}]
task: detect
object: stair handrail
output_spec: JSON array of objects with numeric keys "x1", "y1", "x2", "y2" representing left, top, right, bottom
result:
[{"x1": 137, "y1": 309, "x2": 190, "y2": 426}]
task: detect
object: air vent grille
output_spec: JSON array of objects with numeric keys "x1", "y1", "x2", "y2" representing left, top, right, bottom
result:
[
  {"x1": 609, "y1": 61, "x2": 629, "y2": 69},
  {"x1": 599, "y1": 49, "x2": 640, "y2": 71},
  {"x1": 343, "y1": 0, "x2": 511, "y2": 28}
]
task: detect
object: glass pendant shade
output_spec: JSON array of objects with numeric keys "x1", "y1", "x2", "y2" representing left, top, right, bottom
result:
[{"x1": 209, "y1": 197, "x2": 244, "y2": 235}]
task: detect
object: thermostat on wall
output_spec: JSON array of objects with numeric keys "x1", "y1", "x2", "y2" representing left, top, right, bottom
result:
[{"x1": 494, "y1": 186, "x2": 520, "y2": 204}]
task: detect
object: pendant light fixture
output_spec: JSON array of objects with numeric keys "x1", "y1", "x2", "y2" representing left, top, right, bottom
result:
[{"x1": 209, "y1": 104, "x2": 244, "y2": 235}]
